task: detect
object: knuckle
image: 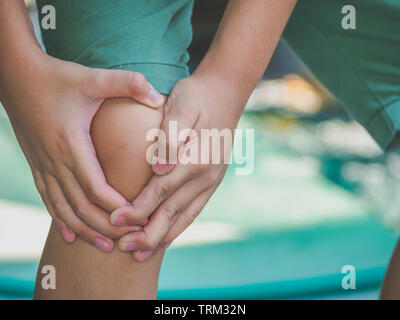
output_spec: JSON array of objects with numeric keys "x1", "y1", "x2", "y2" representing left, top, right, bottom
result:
[
  {"x1": 159, "y1": 239, "x2": 170, "y2": 249},
  {"x1": 162, "y1": 206, "x2": 179, "y2": 226},
  {"x1": 45, "y1": 168, "x2": 57, "y2": 179},
  {"x1": 128, "y1": 72, "x2": 145, "y2": 90},
  {"x1": 51, "y1": 199, "x2": 67, "y2": 213},
  {"x1": 74, "y1": 200, "x2": 90, "y2": 218},
  {"x1": 86, "y1": 185, "x2": 102, "y2": 203},
  {"x1": 142, "y1": 238, "x2": 158, "y2": 250},
  {"x1": 138, "y1": 230, "x2": 157, "y2": 249},
  {"x1": 151, "y1": 184, "x2": 169, "y2": 203},
  {"x1": 39, "y1": 156, "x2": 56, "y2": 176}
]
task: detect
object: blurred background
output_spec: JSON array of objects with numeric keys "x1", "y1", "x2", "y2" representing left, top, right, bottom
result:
[{"x1": 0, "y1": 0, "x2": 399, "y2": 300}]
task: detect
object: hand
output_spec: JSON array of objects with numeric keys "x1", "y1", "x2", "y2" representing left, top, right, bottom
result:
[
  {"x1": 0, "y1": 54, "x2": 165, "y2": 252},
  {"x1": 110, "y1": 74, "x2": 244, "y2": 261}
]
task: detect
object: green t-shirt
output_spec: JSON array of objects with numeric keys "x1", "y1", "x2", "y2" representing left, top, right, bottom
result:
[
  {"x1": 37, "y1": 0, "x2": 194, "y2": 94},
  {"x1": 283, "y1": 0, "x2": 400, "y2": 151}
]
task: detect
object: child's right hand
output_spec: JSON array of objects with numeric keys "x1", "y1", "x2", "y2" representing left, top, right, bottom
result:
[{"x1": 0, "y1": 54, "x2": 165, "y2": 252}]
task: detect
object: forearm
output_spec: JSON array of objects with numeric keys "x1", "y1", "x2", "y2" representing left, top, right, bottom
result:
[
  {"x1": 0, "y1": 0, "x2": 44, "y2": 62},
  {"x1": 0, "y1": 0, "x2": 45, "y2": 99},
  {"x1": 194, "y1": 0, "x2": 297, "y2": 110}
]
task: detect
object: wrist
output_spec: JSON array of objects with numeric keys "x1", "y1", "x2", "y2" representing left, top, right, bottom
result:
[
  {"x1": 191, "y1": 68, "x2": 250, "y2": 116},
  {"x1": 0, "y1": 48, "x2": 47, "y2": 86},
  {"x1": 0, "y1": 51, "x2": 54, "y2": 116},
  {"x1": 0, "y1": 0, "x2": 47, "y2": 86},
  {"x1": 193, "y1": 53, "x2": 260, "y2": 102}
]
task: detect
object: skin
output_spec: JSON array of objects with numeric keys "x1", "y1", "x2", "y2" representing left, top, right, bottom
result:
[
  {"x1": 6, "y1": 0, "x2": 398, "y2": 301},
  {"x1": 0, "y1": 0, "x2": 164, "y2": 251},
  {"x1": 380, "y1": 238, "x2": 400, "y2": 299},
  {"x1": 34, "y1": 97, "x2": 166, "y2": 299},
  {"x1": 113, "y1": 0, "x2": 299, "y2": 261},
  {"x1": 1, "y1": 0, "x2": 297, "y2": 257},
  {"x1": 7, "y1": 0, "x2": 361, "y2": 300}
]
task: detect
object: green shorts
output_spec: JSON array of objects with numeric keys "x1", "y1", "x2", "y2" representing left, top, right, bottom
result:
[
  {"x1": 283, "y1": 0, "x2": 400, "y2": 151},
  {"x1": 37, "y1": 0, "x2": 194, "y2": 94}
]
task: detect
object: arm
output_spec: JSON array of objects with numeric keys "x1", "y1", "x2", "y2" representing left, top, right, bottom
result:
[
  {"x1": 112, "y1": 0, "x2": 297, "y2": 260},
  {"x1": 195, "y1": 0, "x2": 295, "y2": 107},
  {"x1": 0, "y1": 0, "x2": 164, "y2": 250}
]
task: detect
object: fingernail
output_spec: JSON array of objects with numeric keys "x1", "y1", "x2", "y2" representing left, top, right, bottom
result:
[
  {"x1": 111, "y1": 215, "x2": 127, "y2": 226},
  {"x1": 135, "y1": 250, "x2": 154, "y2": 262},
  {"x1": 147, "y1": 89, "x2": 164, "y2": 107},
  {"x1": 61, "y1": 226, "x2": 75, "y2": 243},
  {"x1": 121, "y1": 242, "x2": 137, "y2": 251},
  {"x1": 153, "y1": 162, "x2": 172, "y2": 174},
  {"x1": 140, "y1": 218, "x2": 149, "y2": 226},
  {"x1": 94, "y1": 237, "x2": 112, "y2": 252}
]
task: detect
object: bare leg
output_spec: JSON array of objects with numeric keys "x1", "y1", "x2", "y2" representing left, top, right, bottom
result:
[
  {"x1": 380, "y1": 237, "x2": 400, "y2": 299},
  {"x1": 34, "y1": 97, "x2": 165, "y2": 299}
]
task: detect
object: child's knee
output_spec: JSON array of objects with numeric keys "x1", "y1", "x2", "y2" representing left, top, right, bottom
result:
[{"x1": 90, "y1": 97, "x2": 165, "y2": 201}]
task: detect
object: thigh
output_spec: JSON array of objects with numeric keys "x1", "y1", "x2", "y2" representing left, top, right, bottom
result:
[
  {"x1": 381, "y1": 237, "x2": 400, "y2": 299},
  {"x1": 34, "y1": 97, "x2": 166, "y2": 300}
]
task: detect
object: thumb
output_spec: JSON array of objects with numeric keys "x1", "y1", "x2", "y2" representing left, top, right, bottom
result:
[
  {"x1": 90, "y1": 69, "x2": 165, "y2": 108},
  {"x1": 152, "y1": 100, "x2": 198, "y2": 175}
]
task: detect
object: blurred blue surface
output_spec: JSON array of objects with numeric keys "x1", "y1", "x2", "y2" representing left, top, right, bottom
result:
[{"x1": 0, "y1": 111, "x2": 398, "y2": 299}]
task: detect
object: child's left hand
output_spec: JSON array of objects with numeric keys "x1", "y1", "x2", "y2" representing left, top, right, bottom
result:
[{"x1": 111, "y1": 73, "x2": 246, "y2": 261}]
